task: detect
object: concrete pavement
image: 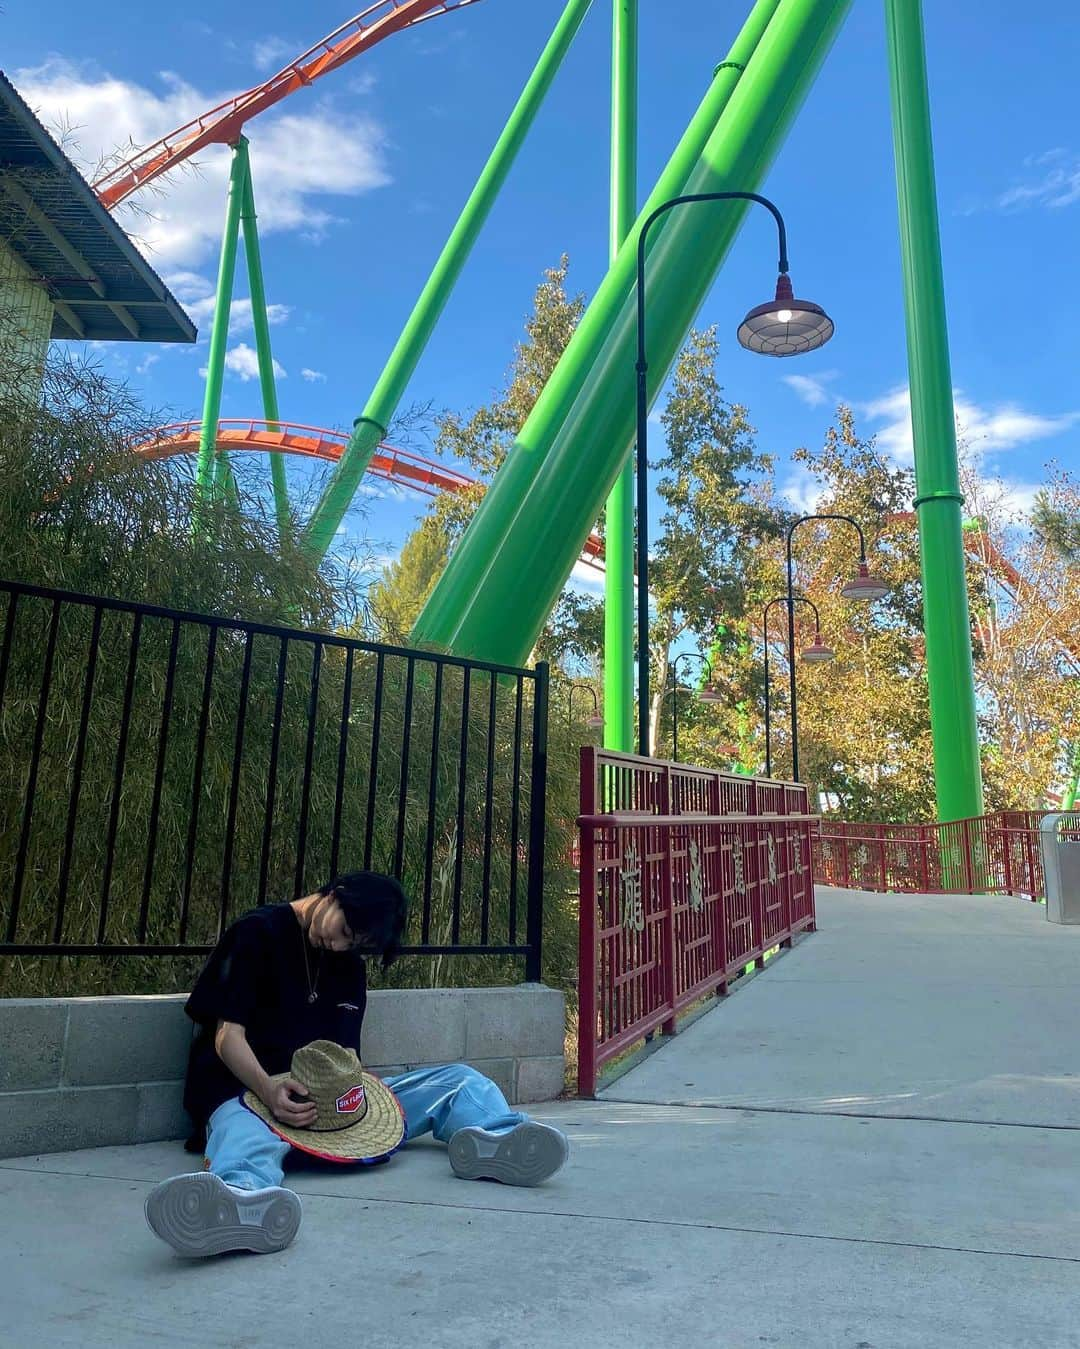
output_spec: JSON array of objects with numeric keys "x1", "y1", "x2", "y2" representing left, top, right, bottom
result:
[
  {"x1": 605, "y1": 885, "x2": 1080, "y2": 1125},
  {"x1": 3, "y1": 887, "x2": 1080, "y2": 1347}
]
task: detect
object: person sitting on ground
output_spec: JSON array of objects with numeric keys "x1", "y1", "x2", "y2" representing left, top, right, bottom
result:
[{"x1": 145, "y1": 871, "x2": 569, "y2": 1258}]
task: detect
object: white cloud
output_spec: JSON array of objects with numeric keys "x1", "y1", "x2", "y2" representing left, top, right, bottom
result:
[
  {"x1": 252, "y1": 37, "x2": 294, "y2": 74},
  {"x1": 993, "y1": 480, "x2": 1044, "y2": 519},
  {"x1": 163, "y1": 272, "x2": 290, "y2": 334},
  {"x1": 861, "y1": 386, "x2": 916, "y2": 463},
  {"x1": 567, "y1": 558, "x2": 606, "y2": 597},
  {"x1": 861, "y1": 385, "x2": 1080, "y2": 466},
  {"x1": 190, "y1": 295, "x2": 290, "y2": 333},
  {"x1": 996, "y1": 148, "x2": 1080, "y2": 211},
  {"x1": 780, "y1": 466, "x2": 825, "y2": 515},
  {"x1": 301, "y1": 368, "x2": 327, "y2": 383},
  {"x1": 14, "y1": 58, "x2": 391, "y2": 268},
  {"x1": 782, "y1": 370, "x2": 839, "y2": 408},
  {"x1": 348, "y1": 71, "x2": 378, "y2": 96},
  {"x1": 199, "y1": 342, "x2": 286, "y2": 382},
  {"x1": 161, "y1": 269, "x2": 212, "y2": 304}
]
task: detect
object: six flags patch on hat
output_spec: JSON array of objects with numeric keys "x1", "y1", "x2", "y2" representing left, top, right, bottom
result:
[{"x1": 242, "y1": 1040, "x2": 406, "y2": 1163}]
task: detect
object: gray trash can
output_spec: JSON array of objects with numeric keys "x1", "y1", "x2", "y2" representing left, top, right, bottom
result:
[{"x1": 1040, "y1": 814, "x2": 1080, "y2": 923}]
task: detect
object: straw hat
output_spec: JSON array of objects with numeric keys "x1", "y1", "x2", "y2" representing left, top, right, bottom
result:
[{"x1": 242, "y1": 1041, "x2": 406, "y2": 1164}]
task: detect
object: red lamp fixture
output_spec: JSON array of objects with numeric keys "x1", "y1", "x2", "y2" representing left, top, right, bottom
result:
[
  {"x1": 697, "y1": 683, "x2": 725, "y2": 703},
  {"x1": 840, "y1": 559, "x2": 890, "y2": 602},
  {"x1": 737, "y1": 273, "x2": 834, "y2": 357},
  {"x1": 801, "y1": 633, "x2": 835, "y2": 664},
  {"x1": 585, "y1": 712, "x2": 604, "y2": 732}
]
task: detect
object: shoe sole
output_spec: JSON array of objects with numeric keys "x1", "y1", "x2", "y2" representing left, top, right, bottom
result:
[
  {"x1": 449, "y1": 1122, "x2": 569, "y2": 1187},
  {"x1": 144, "y1": 1173, "x2": 301, "y2": 1258}
]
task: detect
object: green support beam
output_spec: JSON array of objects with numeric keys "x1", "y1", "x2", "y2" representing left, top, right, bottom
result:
[
  {"x1": 301, "y1": 0, "x2": 595, "y2": 560},
  {"x1": 412, "y1": 0, "x2": 850, "y2": 666},
  {"x1": 885, "y1": 0, "x2": 983, "y2": 821},
  {"x1": 196, "y1": 139, "x2": 247, "y2": 505},
  {"x1": 240, "y1": 151, "x2": 291, "y2": 541},
  {"x1": 603, "y1": 0, "x2": 638, "y2": 754}
]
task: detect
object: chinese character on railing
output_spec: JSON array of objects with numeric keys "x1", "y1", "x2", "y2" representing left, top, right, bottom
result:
[
  {"x1": 855, "y1": 845, "x2": 870, "y2": 868},
  {"x1": 767, "y1": 833, "x2": 778, "y2": 884},
  {"x1": 619, "y1": 840, "x2": 645, "y2": 934},
  {"x1": 688, "y1": 839, "x2": 704, "y2": 913},
  {"x1": 793, "y1": 831, "x2": 804, "y2": 874},
  {"x1": 732, "y1": 835, "x2": 746, "y2": 896}
]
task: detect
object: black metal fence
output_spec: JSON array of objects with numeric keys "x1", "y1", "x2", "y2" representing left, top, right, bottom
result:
[{"x1": 0, "y1": 580, "x2": 548, "y2": 978}]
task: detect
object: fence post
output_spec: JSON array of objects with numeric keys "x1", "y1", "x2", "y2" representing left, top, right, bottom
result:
[
  {"x1": 1023, "y1": 822, "x2": 1036, "y2": 900},
  {"x1": 919, "y1": 825, "x2": 930, "y2": 892},
  {"x1": 805, "y1": 793, "x2": 817, "y2": 931},
  {"x1": 1001, "y1": 816, "x2": 1014, "y2": 894},
  {"x1": 576, "y1": 815, "x2": 598, "y2": 1097},
  {"x1": 715, "y1": 817, "x2": 730, "y2": 990},
  {"x1": 525, "y1": 660, "x2": 550, "y2": 982},
  {"x1": 660, "y1": 762, "x2": 678, "y2": 1035}
]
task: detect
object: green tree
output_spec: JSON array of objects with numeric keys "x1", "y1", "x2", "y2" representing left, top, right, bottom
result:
[
  {"x1": 645, "y1": 327, "x2": 781, "y2": 757},
  {"x1": 368, "y1": 512, "x2": 452, "y2": 643},
  {"x1": 962, "y1": 466, "x2": 1080, "y2": 808},
  {"x1": 759, "y1": 408, "x2": 932, "y2": 819},
  {"x1": 1032, "y1": 475, "x2": 1080, "y2": 564}
]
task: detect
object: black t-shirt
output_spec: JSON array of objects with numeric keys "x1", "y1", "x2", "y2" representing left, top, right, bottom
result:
[{"x1": 183, "y1": 903, "x2": 367, "y2": 1133}]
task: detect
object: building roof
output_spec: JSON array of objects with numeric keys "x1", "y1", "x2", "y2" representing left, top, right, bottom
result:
[{"x1": 0, "y1": 71, "x2": 196, "y2": 345}]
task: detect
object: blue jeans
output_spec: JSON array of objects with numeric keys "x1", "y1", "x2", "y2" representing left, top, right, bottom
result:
[{"x1": 204, "y1": 1063, "x2": 528, "y2": 1191}]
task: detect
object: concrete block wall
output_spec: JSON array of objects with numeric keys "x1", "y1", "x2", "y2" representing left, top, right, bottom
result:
[{"x1": 0, "y1": 985, "x2": 565, "y2": 1160}]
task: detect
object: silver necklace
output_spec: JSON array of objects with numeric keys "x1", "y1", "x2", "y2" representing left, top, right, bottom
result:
[{"x1": 300, "y1": 926, "x2": 322, "y2": 1004}]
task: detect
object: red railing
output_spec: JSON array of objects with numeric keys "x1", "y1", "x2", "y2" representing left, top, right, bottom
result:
[
  {"x1": 813, "y1": 811, "x2": 1080, "y2": 899},
  {"x1": 577, "y1": 748, "x2": 816, "y2": 1097}
]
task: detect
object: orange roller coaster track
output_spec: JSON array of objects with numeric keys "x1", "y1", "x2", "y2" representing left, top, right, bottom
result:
[
  {"x1": 137, "y1": 419, "x2": 607, "y2": 568},
  {"x1": 93, "y1": 0, "x2": 483, "y2": 209}
]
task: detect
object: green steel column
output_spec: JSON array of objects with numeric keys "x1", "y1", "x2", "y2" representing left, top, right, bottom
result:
[
  {"x1": 414, "y1": 0, "x2": 782, "y2": 650},
  {"x1": 196, "y1": 140, "x2": 247, "y2": 501},
  {"x1": 603, "y1": 0, "x2": 638, "y2": 753},
  {"x1": 301, "y1": 0, "x2": 595, "y2": 560},
  {"x1": 214, "y1": 453, "x2": 240, "y2": 508},
  {"x1": 239, "y1": 148, "x2": 291, "y2": 540},
  {"x1": 885, "y1": 0, "x2": 983, "y2": 821},
  {"x1": 413, "y1": 0, "x2": 847, "y2": 664}
]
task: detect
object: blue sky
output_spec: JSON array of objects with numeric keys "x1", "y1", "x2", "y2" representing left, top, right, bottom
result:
[{"x1": 7, "y1": 1, "x2": 1080, "y2": 588}]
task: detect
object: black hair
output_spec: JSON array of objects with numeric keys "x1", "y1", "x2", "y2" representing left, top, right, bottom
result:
[{"x1": 320, "y1": 871, "x2": 408, "y2": 970}]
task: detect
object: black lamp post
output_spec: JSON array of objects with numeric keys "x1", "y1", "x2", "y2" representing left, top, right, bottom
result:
[
  {"x1": 762, "y1": 595, "x2": 834, "y2": 779},
  {"x1": 666, "y1": 652, "x2": 723, "y2": 762},
  {"x1": 636, "y1": 192, "x2": 833, "y2": 757},
  {"x1": 785, "y1": 513, "x2": 890, "y2": 781},
  {"x1": 567, "y1": 682, "x2": 604, "y2": 734}
]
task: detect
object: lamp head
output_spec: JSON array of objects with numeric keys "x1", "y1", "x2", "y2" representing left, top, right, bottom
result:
[
  {"x1": 801, "y1": 633, "x2": 835, "y2": 664},
  {"x1": 840, "y1": 560, "x2": 890, "y2": 602},
  {"x1": 697, "y1": 683, "x2": 725, "y2": 704},
  {"x1": 585, "y1": 712, "x2": 605, "y2": 732},
  {"x1": 737, "y1": 272, "x2": 834, "y2": 357}
]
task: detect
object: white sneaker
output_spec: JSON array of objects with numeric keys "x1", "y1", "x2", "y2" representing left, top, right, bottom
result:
[
  {"x1": 448, "y1": 1121, "x2": 569, "y2": 1186},
  {"x1": 145, "y1": 1172, "x2": 302, "y2": 1258}
]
